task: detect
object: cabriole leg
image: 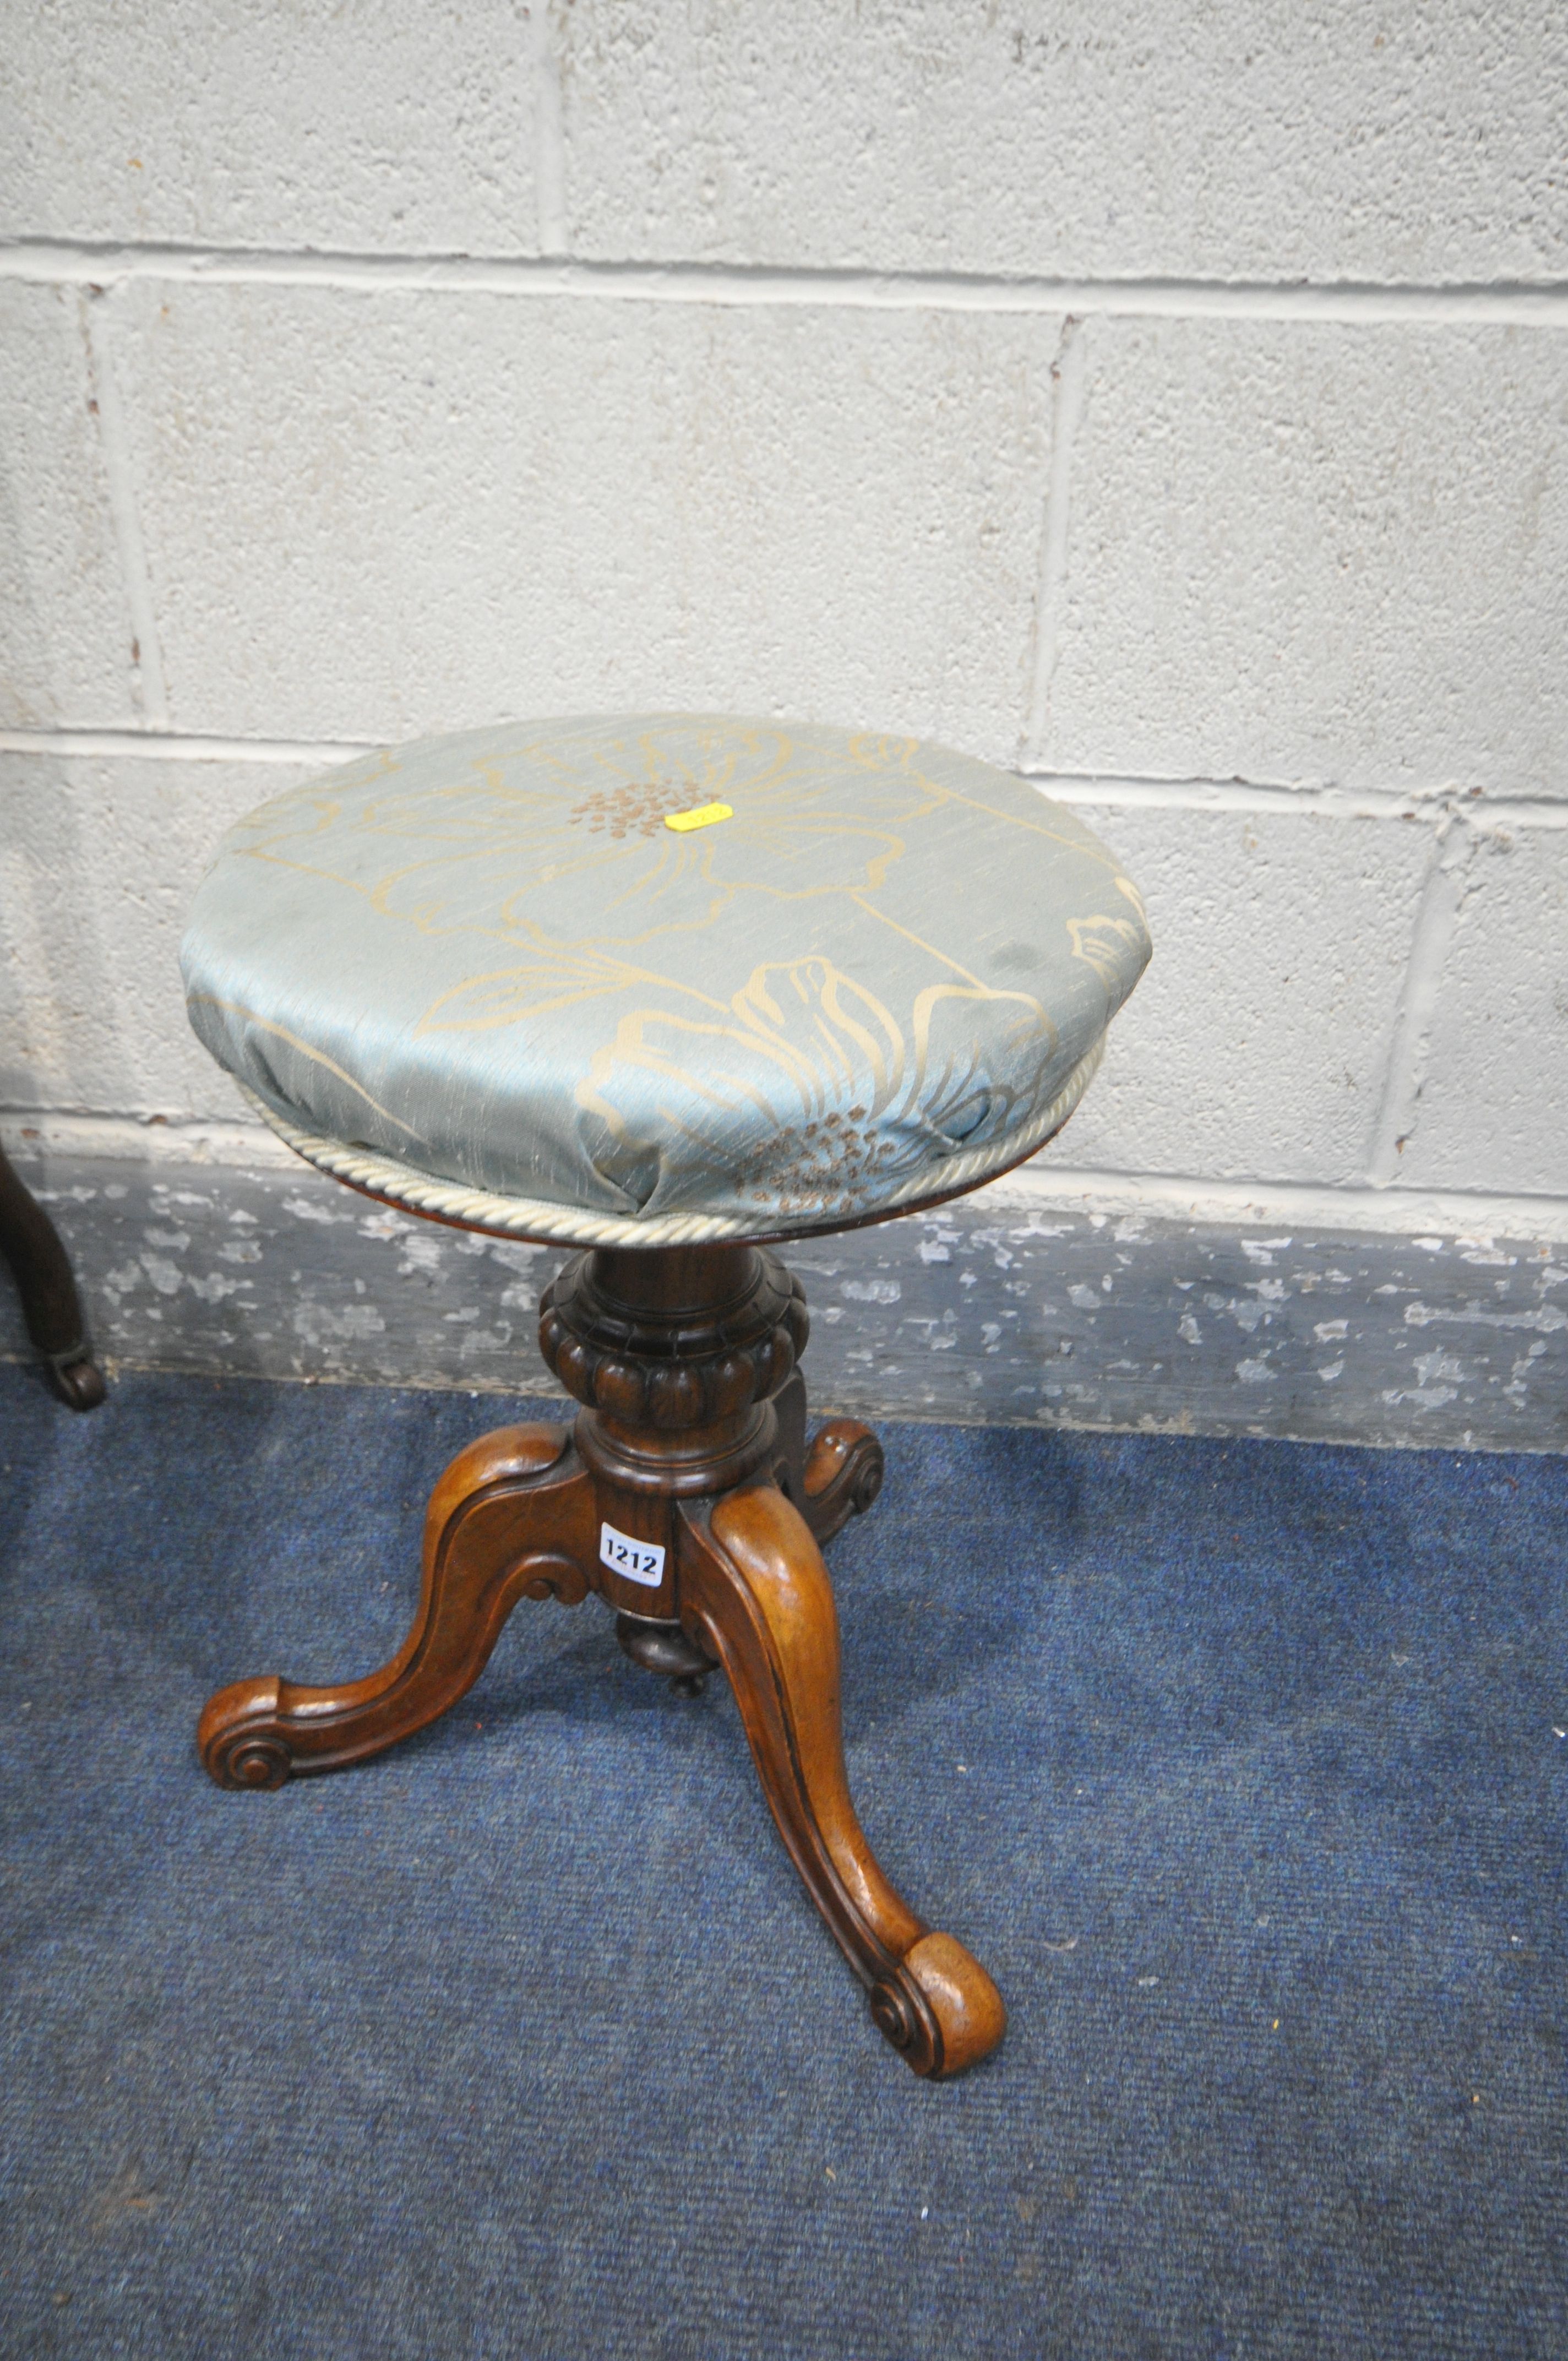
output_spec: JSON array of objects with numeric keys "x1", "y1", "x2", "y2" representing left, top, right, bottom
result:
[
  {"x1": 199, "y1": 1424, "x2": 595, "y2": 1788},
  {"x1": 678, "y1": 1482, "x2": 1005, "y2": 2079}
]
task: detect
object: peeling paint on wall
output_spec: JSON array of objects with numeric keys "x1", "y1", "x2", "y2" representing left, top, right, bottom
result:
[{"x1": 3, "y1": 1155, "x2": 1564, "y2": 1456}]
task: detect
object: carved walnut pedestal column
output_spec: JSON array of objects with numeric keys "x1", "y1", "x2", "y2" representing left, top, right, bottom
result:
[{"x1": 198, "y1": 1242, "x2": 1006, "y2": 2079}]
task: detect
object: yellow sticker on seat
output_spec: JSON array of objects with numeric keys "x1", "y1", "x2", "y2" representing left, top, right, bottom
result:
[{"x1": 663, "y1": 801, "x2": 733, "y2": 833}]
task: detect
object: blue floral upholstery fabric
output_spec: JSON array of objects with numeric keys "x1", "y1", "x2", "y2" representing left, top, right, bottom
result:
[{"x1": 182, "y1": 717, "x2": 1150, "y2": 1235}]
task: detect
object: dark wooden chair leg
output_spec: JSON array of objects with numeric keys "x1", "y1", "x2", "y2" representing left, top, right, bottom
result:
[
  {"x1": 678, "y1": 1482, "x2": 1005, "y2": 2079},
  {"x1": 199, "y1": 1424, "x2": 596, "y2": 1787},
  {"x1": 0, "y1": 1145, "x2": 106, "y2": 1410}
]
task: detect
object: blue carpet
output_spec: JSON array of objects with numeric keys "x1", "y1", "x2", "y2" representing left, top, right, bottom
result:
[{"x1": 0, "y1": 1362, "x2": 1564, "y2": 2360}]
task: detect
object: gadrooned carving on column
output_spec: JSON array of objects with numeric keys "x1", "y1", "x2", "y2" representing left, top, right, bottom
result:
[{"x1": 539, "y1": 1248, "x2": 810, "y2": 1430}]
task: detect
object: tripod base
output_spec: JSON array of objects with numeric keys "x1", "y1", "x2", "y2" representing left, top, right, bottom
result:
[{"x1": 198, "y1": 1243, "x2": 1005, "y2": 2078}]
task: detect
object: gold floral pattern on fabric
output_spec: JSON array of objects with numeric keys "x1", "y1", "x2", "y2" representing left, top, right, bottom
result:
[{"x1": 182, "y1": 716, "x2": 1151, "y2": 1228}]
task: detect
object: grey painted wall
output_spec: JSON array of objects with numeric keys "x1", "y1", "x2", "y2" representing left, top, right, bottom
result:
[{"x1": 6, "y1": 1150, "x2": 1563, "y2": 1456}]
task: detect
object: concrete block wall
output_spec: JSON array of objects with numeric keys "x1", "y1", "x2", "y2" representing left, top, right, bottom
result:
[{"x1": 3, "y1": 4, "x2": 1566, "y2": 1385}]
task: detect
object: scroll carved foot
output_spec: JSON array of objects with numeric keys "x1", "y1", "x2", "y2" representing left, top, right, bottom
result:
[
  {"x1": 799, "y1": 1418, "x2": 884, "y2": 1544},
  {"x1": 771, "y1": 1370, "x2": 884, "y2": 1546},
  {"x1": 199, "y1": 1424, "x2": 596, "y2": 1788},
  {"x1": 678, "y1": 1483, "x2": 1004, "y2": 2078}
]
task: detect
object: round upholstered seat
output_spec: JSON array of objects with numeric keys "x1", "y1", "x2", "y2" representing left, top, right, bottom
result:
[{"x1": 182, "y1": 715, "x2": 1150, "y2": 1244}]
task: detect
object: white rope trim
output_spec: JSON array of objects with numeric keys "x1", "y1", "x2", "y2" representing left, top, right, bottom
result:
[{"x1": 238, "y1": 1037, "x2": 1104, "y2": 1247}]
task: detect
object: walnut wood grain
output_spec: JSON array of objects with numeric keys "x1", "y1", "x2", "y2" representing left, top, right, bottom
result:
[
  {"x1": 678, "y1": 1482, "x2": 1005, "y2": 2078},
  {"x1": 199, "y1": 1424, "x2": 595, "y2": 1787}
]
